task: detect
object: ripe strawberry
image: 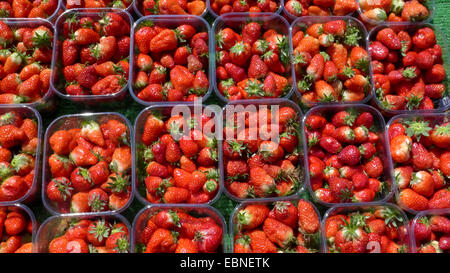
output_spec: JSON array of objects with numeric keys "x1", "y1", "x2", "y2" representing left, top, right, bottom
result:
[
  {"x1": 399, "y1": 188, "x2": 428, "y2": 211},
  {"x1": 297, "y1": 199, "x2": 319, "y2": 233},
  {"x1": 263, "y1": 218, "x2": 296, "y2": 248},
  {"x1": 236, "y1": 204, "x2": 269, "y2": 231},
  {"x1": 46, "y1": 177, "x2": 73, "y2": 202},
  {"x1": 247, "y1": 230, "x2": 277, "y2": 253},
  {"x1": 268, "y1": 201, "x2": 298, "y2": 228}
]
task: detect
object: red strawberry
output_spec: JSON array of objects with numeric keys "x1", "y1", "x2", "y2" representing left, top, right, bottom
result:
[{"x1": 376, "y1": 28, "x2": 401, "y2": 50}]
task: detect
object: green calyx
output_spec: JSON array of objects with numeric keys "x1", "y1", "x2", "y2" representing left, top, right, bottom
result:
[
  {"x1": 106, "y1": 173, "x2": 130, "y2": 194},
  {"x1": 11, "y1": 154, "x2": 32, "y2": 173},
  {"x1": 404, "y1": 119, "x2": 431, "y2": 141},
  {"x1": 88, "y1": 192, "x2": 107, "y2": 212},
  {"x1": 89, "y1": 219, "x2": 111, "y2": 242}
]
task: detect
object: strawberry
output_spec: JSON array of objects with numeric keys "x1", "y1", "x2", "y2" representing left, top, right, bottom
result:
[
  {"x1": 319, "y1": 136, "x2": 342, "y2": 154},
  {"x1": 297, "y1": 199, "x2": 320, "y2": 234},
  {"x1": 334, "y1": 217, "x2": 369, "y2": 253},
  {"x1": 46, "y1": 177, "x2": 74, "y2": 202},
  {"x1": 69, "y1": 145, "x2": 98, "y2": 167},
  {"x1": 72, "y1": 28, "x2": 100, "y2": 46},
  {"x1": 376, "y1": 28, "x2": 401, "y2": 50},
  {"x1": 263, "y1": 217, "x2": 296, "y2": 248},
  {"x1": 399, "y1": 188, "x2": 428, "y2": 211},
  {"x1": 236, "y1": 204, "x2": 269, "y2": 231},
  {"x1": 142, "y1": 113, "x2": 164, "y2": 145},
  {"x1": 390, "y1": 135, "x2": 412, "y2": 163},
  {"x1": 248, "y1": 230, "x2": 277, "y2": 253},
  {"x1": 268, "y1": 201, "x2": 298, "y2": 228}
]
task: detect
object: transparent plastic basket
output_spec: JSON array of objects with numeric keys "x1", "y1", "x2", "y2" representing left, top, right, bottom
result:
[
  {"x1": 221, "y1": 98, "x2": 305, "y2": 202},
  {"x1": 42, "y1": 112, "x2": 135, "y2": 215},
  {"x1": 229, "y1": 197, "x2": 324, "y2": 253},
  {"x1": 367, "y1": 22, "x2": 450, "y2": 116},
  {"x1": 129, "y1": 15, "x2": 213, "y2": 106},
  {"x1": 385, "y1": 112, "x2": 449, "y2": 214},
  {"x1": 132, "y1": 204, "x2": 229, "y2": 253},
  {"x1": 50, "y1": 8, "x2": 133, "y2": 105},
  {"x1": 302, "y1": 104, "x2": 395, "y2": 207},
  {"x1": 0, "y1": 105, "x2": 42, "y2": 205},
  {"x1": 133, "y1": 103, "x2": 223, "y2": 206},
  {"x1": 0, "y1": 18, "x2": 57, "y2": 111},
  {"x1": 211, "y1": 13, "x2": 295, "y2": 103},
  {"x1": 34, "y1": 213, "x2": 132, "y2": 253},
  {"x1": 321, "y1": 202, "x2": 413, "y2": 253},
  {"x1": 290, "y1": 16, "x2": 374, "y2": 110}
]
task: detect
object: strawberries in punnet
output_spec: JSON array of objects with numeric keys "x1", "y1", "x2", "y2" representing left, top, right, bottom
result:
[
  {"x1": 0, "y1": 206, "x2": 34, "y2": 253},
  {"x1": 47, "y1": 218, "x2": 130, "y2": 253},
  {"x1": 233, "y1": 200, "x2": 321, "y2": 253},
  {"x1": 304, "y1": 107, "x2": 389, "y2": 204},
  {"x1": 0, "y1": 21, "x2": 53, "y2": 104},
  {"x1": 45, "y1": 116, "x2": 132, "y2": 213},
  {"x1": 133, "y1": 19, "x2": 210, "y2": 102},
  {"x1": 138, "y1": 108, "x2": 219, "y2": 204},
  {"x1": 388, "y1": 115, "x2": 450, "y2": 212},
  {"x1": 292, "y1": 19, "x2": 371, "y2": 107},
  {"x1": 359, "y1": 0, "x2": 430, "y2": 24},
  {"x1": 412, "y1": 212, "x2": 450, "y2": 253},
  {"x1": 210, "y1": 0, "x2": 280, "y2": 15},
  {"x1": 284, "y1": 0, "x2": 357, "y2": 17},
  {"x1": 214, "y1": 17, "x2": 292, "y2": 100},
  {"x1": 55, "y1": 11, "x2": 130, "y2": 97},
  {"x1": 223, "y1": 103, "x2": 301, "y2": 199},
  {"x1": 136, "y1": 0, "x2": 206, "y2": 16},
  {"x1": 0, "y1": 110, "x2": 38, "y2": 202},
  {"x1": 0, "y1": 0, "x2": 57, "y2": 18},
  {"x1": 135, "y1": 208, "x2": 223, "y2": 253},
  {"x1": 370, "y1": 26, "x2": 446, "y2": 111},
  {"x1": 326, "y1": 205, "x2": 410, "y2": 253},
  {"x1": 64, "y1": 0, "x2": 132, "y2": 9}
]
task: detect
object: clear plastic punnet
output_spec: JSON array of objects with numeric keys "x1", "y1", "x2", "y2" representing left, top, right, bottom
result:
[
  {"x1": 385, "y1": 113, "x2": 449, "y2": 214},
  {"x1": 129, "y1": 15, "x2": 213, "y2": 106},
  {"x1": 132, "y1": 0, "x2": 208, "y2": 18},
  {"x1": 290, "y1": 16, "x2": 374, "y2": 110},
  {"x1": 322, "y1": 203, "x2": 413, "y2": 253},
  {"x1": 411, "y1": 208, "x2": 450, "y2": 253},
  {"x1": 229, "y1": 197, "x2": 323, "y2": 253},
  {"x1": 42, "y1": 112, "x2": 135, "y2": 215},
  {"x1": 50, "y1": 8, "x2": 133, "y2": 105},
  {"x1": 221, "y1": 98, "x2": 305, "y2": 202},
  {"x1": 61, "y1": 0, "x2": 135, "y2": 14},
  {"x1": 0, "y1": 18, "x2": 57, "y2": 111},
  {"x1": 208, "y1": 0, "x2": 284, "y2": 18},
  {"x1": 302, "y1": 104, "x2": 395, "y2": 207},
  {"x1": 211, "y1": 13, "x2": 295, "y2": 103},
  {"x1": 357, "y1": 0, "x2": 435, "y2": 27},
  {"x1": 283, "y1": 1, "x2": 358, "y2": 21},
  {"x1": 132, "y1": 204, "x2": 228, "y2": 253},
  {"x1": 34, "y1": 213, "x2": 132, "y2": 253},
  {"x1": 0, "y1": 105, "x2": 42, "y2": 205},
  {"x1": 0, "y1": 203, "x2": 37, "y2": 253},
  {"x1": 134, "y1": 103, "x2": 222, "y2": 206},
  {"x1": 367, "y1": 22, "x2": 449, "y2": 116}
]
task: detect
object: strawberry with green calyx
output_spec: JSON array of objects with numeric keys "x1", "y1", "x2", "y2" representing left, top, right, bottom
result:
[
  {"x1": 87, "y1": 220, "x2": 111, "y2": 246},
  {"x1": 403, "y1": 120, "x2": 431, "y2": 141},
  {"x1": 88, "y1": 188, "x2": 109, "y2": 212},
  {"x1": 334, "y1": 216, "x2": 369, "y2": 253},
  {"x1": 105, "y1": 173, "x2": 130, "y2": 194},
  {"x1": 81, "y1": 120, "x2": 105, "y2": 147},
  {"x1": 236, "y1": 204, "x2": 269, "y2": 231},
  {"x1": 46, "y1": 177, "x2": 74, "y2": 202},
  {"x1": 10, "y1": 153, "x2": 34, "y2": 176}
]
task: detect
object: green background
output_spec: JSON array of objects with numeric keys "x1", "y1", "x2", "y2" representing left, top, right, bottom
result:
[{"x1": 29, "y1": 0, "x2": 450, "y2": 229}]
